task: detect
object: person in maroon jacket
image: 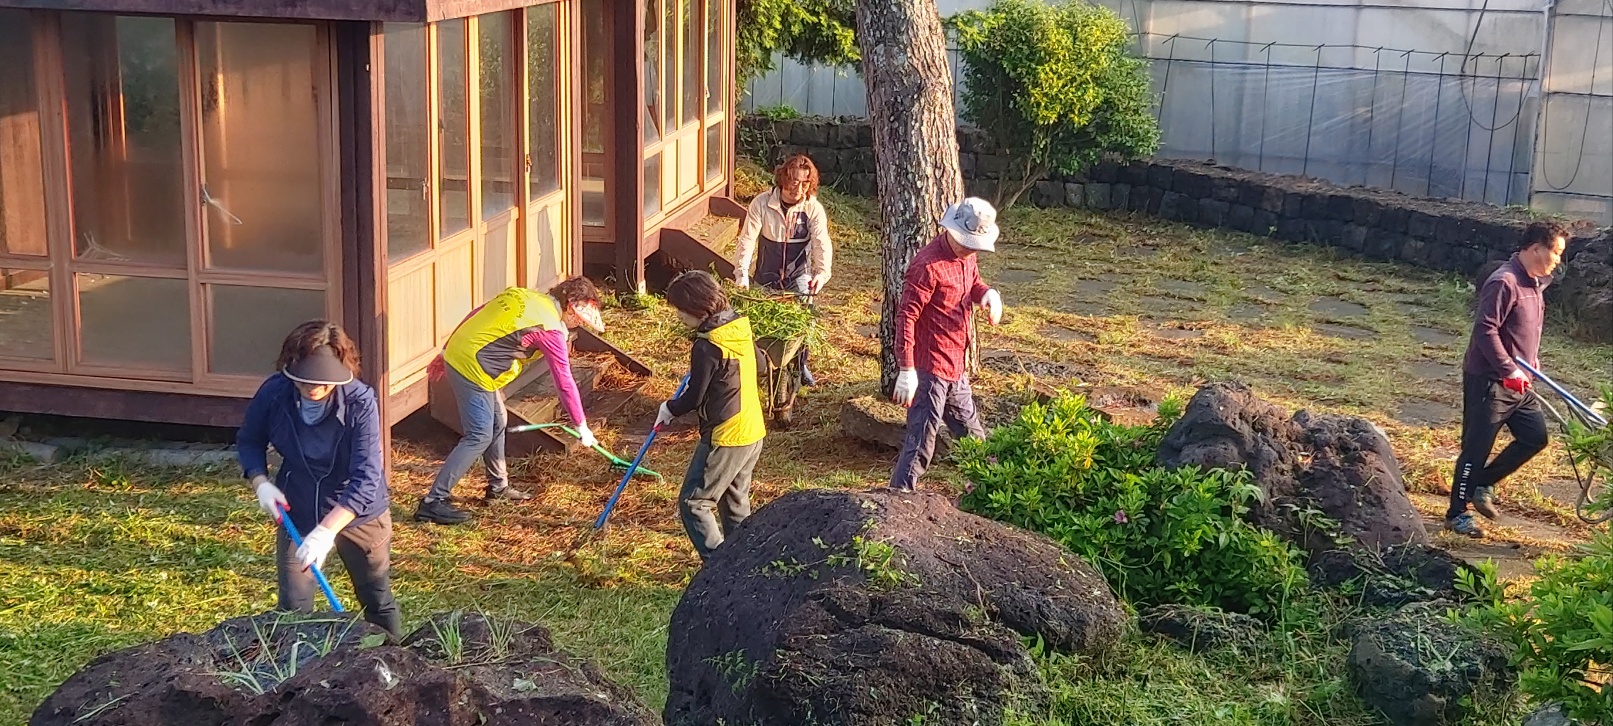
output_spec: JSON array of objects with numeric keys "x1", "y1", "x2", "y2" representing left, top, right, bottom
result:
[
  {"x1": 888, "y1": 197, "x2": 1005, "y2": 492},
  {"x1": 1445, "y1": 221, "x2": 1568, "y2": 538}
]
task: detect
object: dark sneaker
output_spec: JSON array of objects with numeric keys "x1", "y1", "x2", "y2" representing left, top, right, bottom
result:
[
  {"x1": 1472, "y1": 487, "x2": 1501, "y2": 520},
  {"x1": 1445, "y1": 513, "x2": 1485, "y2": 538},
  {"x1": 484, "y1": 486, "x2": 532, "y2": 502},
  {"x1": 415, "y1": 499, "x2": 471, "y2": 525}
]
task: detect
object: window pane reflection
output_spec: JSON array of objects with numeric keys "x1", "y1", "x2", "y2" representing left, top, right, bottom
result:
[
  {"x1": 62, "y1": 15, "x2": 187, "y2": 266},
  {"x1": 527, "y1": 5, "x2": 562, "y2": 199},
  {"x1": 479, "y1": 12, "x2": 517, "y2": 220},
  {"x1": 438, "y1": 19, "x2": 472, "y2": 237},
  {"x1": 0, "y1": 269, "x2": 53, "y2": 359},
  {"x1": 78, "y1": 274, "x2": 191, "y2": 371},
  {"x1": 384, "y1": 24, "x2": 430, "y2": 262},
  {"x1": 0, "y1": 13, "x2": 49, "y2": 259},
  {"x1": 197, "y1": 22, "x2": 324, "y2": 274},
  {"x1": 209, "y1": 285, "x2": 325, "y2": 375}
]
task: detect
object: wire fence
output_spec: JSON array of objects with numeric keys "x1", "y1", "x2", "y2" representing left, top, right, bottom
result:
[{"x1": 743, "y1": 34, "x2": 1542, "y2": 206}]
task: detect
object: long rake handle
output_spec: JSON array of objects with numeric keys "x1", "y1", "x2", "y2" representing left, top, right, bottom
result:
[
  {"x1": 506, "y1": 422, "x2": 663, "y2": 479},
  {"x1": 593, "y1": 374, "x2": 690, "y2": 530},
  {"x1": 1514, "y1": 356, "x2": 1609, "y2": 428},
  {"x1": 277, "y1": 505, "x2": 345, "y2": 613}
]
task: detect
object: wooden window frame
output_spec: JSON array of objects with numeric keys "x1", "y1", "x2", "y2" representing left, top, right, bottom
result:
[{"x1": 1, "y1": 11, "x2": 344, "y2": 398}]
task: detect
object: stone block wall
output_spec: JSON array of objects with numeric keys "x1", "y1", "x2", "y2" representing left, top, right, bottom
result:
[{"x1": 739, "y1": 115, "x2": 1611, "y2": 343}]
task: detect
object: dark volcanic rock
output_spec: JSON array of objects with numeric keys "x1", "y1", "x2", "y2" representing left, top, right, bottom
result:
[
  {"x1": 663, "y1": 489, "x2": 1126, "y2": 726},
  {"x1": 1348, "y1": 606, "x2": 1514, "y2": 726},
  {"x1": 1554, "y1": 231, "x2": 1613, "y2": 344},
  {"x1": 1138, "y1": 604, "x2": 1264, "y2": 653},
  {"x1": 31, "y1": 611, "x2": 657, "y2": 726},
  {"x1": 1157, "y1": 381, "x2": 1470, "y2": 601}
]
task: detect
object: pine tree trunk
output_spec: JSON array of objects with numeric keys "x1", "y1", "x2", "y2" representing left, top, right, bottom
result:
[{"x1": 855, "y1": 0, "x2": 964, "y2": 397}]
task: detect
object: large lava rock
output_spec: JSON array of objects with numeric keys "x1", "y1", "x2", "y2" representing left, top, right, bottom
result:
[
  {"x1": 663, "y1": 489, "x2": 1127, "y2": 726},
  {"x1": 1348, "y1": 605, "x2": 1514, "y2": 726},
  {"x1": 1157, "y1": 381, "x2": 1470, "y2": 603},
  {"x1": 31, "y1": 611, "x2": 657, "y2": 726},
  {"x1": 1554, "y1": 230, "x2": 1613, "y2": 345}
]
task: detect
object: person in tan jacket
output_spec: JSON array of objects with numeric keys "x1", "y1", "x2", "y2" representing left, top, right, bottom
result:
[
  {"x1": 733, "y1": 154, "x2": 833, "y2": 295},
  {"x1": 732, "y1": 153, "x2": 833, "y2": 386}
]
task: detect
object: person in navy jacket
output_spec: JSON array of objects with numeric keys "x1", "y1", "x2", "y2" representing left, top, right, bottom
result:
[{"x1": 237, "y1": 321, "x2": 400, "y2": 635}]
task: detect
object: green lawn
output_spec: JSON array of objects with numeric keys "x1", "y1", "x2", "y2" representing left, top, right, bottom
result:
[{"x1": 2, "y1": 162, "x2": 1608, "y2": 724}]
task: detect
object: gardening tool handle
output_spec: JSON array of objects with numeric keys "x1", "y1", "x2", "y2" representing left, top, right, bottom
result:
[
  {"x1": 1513, "y1": 357, "x2": 1608, "y2": 428},
  {"x1": 593, "y1": 374, "x2": 691, "y2": 530},
  {"x1": 276, "y1": 504, "x2": 345, "y2": 613}
]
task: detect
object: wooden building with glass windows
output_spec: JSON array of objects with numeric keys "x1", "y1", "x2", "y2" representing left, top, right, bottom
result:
[{"x1": 0, "y1": 0, "x2": 742, "y2": 443}]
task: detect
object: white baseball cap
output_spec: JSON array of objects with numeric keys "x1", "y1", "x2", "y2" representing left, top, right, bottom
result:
[{"x1": 940, "y1": 197, "x2": 1000, "y2": 252}]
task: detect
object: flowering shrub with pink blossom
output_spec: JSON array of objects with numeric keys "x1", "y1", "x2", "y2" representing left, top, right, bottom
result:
[{"x1": 954, "y1": 392, "x2": 1307, "y2": 617}]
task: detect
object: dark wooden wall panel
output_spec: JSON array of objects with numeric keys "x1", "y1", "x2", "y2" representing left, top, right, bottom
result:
[{"x1": 0, "y1": 380, "x2": 247, "y2": 426}]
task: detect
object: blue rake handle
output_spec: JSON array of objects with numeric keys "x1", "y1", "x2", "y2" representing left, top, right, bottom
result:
[
  {"x1": 593, "y1": 374, "x2": 691, "y2": 530},
  {"x1": 276, "y1": 504, "x2": 345, "y2": 613},
  {"x1": 1514, "y1": 356, "x2": 1609, "y2": 428}
]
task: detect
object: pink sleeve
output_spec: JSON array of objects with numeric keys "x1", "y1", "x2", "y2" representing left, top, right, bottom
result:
[{"x1": 525, "y1": 328, "x2": 587, "y2": 425}]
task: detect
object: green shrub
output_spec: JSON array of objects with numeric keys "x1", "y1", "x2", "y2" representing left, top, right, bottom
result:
[
  {"x1": 1465, "y1": 530, "x2": 1613, "y2": 722},
  {"x1": 736, "y1": 0, "x2": 858, "y2": 86},
  {"x1": 955, "y1": 393, "x2": 1308, "y2": 616},
  {"x1": 950, "y1": 0, "x2": 1160, "y2": 210}
]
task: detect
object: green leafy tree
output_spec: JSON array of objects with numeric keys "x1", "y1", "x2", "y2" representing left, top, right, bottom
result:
[
  {"x1": 951, "y1": 0, "x2": 1160, "y2": 210},
  {"x1": 736, "y1": 0, "x2": 859, "y2": 87}
]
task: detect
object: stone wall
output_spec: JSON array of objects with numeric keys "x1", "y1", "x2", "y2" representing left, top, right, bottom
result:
[{"x1": 738, "y1": 115, "x2": 1611, "y2": 343}]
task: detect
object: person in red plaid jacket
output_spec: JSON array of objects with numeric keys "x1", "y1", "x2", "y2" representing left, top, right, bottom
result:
[{"x1": 889, "y1": 197, "x2": 1005, "y2": 492}]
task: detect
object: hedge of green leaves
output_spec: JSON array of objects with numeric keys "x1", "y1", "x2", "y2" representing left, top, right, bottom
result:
[{"x1": 955, "y1": 393, "x2": 1308, "y2": 617}]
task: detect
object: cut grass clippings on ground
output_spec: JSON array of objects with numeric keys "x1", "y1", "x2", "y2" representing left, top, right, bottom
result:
[{"x1": 2, "y1": 158, "x2": 1610, "y2": 724}]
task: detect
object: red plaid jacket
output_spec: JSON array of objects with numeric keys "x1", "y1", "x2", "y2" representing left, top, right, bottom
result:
[{"x1": 894, "y1": 233, "x2": 991, "y2": 381}]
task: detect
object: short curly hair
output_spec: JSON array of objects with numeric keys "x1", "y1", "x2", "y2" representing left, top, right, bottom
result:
[
  {"x1": 548, "y1": 276, "x2": 602, "y2": 309},
  {"x1": 774, "y1": 153, "x2": 820, "y2": 199}
]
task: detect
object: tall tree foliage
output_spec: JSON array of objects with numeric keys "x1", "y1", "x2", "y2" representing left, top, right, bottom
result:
[
  {"x1": 952, "y1": 0, "x2": 1160, "y2": 210},
  {"x1": 736, "y1": 0, "x2": 859, "y2": 87},
  {"x1": 855, "y1": 0, "x2": 965, "y2": 395}
]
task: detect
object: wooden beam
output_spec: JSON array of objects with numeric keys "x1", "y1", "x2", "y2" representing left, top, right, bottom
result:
[
  {"x1": 608, "y1": 0, "x2": 647, "y2": 293},
  {"x1": 0, "y1": 0, "x2": 430, "y2": 21},
  {"x1": 428, "y1": 0, "x2": 565, "y2": 22},
  {"x1": 0, "y1": 379, "x2": 246, "y2": 427},
  {"x1": 335, "y1": 20, "x2": 393, "y2": 469}
]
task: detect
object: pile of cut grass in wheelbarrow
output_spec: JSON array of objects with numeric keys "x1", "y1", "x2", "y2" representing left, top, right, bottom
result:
[{"x1": 733, "y1": 295, "x2": 825, "y2": 351}]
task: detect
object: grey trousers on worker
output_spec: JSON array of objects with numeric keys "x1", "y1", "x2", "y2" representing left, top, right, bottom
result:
[
  {"x1": 276, "y1": 511, "x2": 401, "y2": 636},
  {"x1": 680, "y1": 438, "x2": 764, "y2": 559},
  {"x1": 426, "y1": 366, "x2": 508, "y2": 502},
  {"x1": 890, "y1": 370, "x2": 986, "y2": 492}
]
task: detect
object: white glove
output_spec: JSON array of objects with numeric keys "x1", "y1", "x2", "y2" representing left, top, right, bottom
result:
[
  {"x1": 892, "y1": 368, "x2": 919, "y2": 407},
  {"x1": 296, "y1": 524, "x2": 337, "y2": 571},
  {"x1": 808, "y1": 273, "x2": 830, "y2": 294},
  {"x1": 575, "y1": 423, "x2": 598, "y2": 449},
  {"x1": 255, "y1": 477, "x2": 288, "y2": 522},
  {"x1": 734, "y1": 271, "x2": 750, "y2": 289},
  {"x1": 981, "y1": 288, "x2": 1003, "y2": 326},
  {"x1": 656, "y1": 402, "x2": 675, "y2": 428}
]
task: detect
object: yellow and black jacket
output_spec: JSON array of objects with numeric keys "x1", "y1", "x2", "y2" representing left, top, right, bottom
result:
[{"x1": 666, "y1": 309, "x2": 766, "y2": 447}]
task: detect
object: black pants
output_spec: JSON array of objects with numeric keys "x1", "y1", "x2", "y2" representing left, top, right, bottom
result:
[
  {"x1": 276, "y1": 511, "x2": 402, "y2": 636},
  {"x1": 1446, "y1": 374, "x2": 1549, "y2": 519}
]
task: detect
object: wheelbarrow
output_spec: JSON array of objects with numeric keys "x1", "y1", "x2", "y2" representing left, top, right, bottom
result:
[
  {"x1": 1515, "y1": 357, "x2": 1612, "y2": 524},
  {"x1": 755, "y1": 333, "x2": 807, "y2": 427}
]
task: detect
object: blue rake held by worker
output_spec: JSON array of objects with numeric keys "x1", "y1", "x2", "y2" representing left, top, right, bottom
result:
[
  {"x1": 275, "y1": 504, "x2": 345, "y2": 613},
  {"x1": 563, "y1": 374, "x2": 690, "y2": 557},
  {"x1": 1514, "y1": 356, "x2": 1612, "y2": 524}
]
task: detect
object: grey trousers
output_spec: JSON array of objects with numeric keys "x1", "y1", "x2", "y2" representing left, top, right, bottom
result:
[
  {"x1": 276, "y1": 511, "x2": 401, "y2": 636},
  {"x1": 890, "y1": 370, "x2": 986, "y2": 491},
  {"x1": 426, "y1": 366, "x2": 508, "y2": 502},
  {"x1": 680, "y1": 438, "x2": 764, "y2": 559}
]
